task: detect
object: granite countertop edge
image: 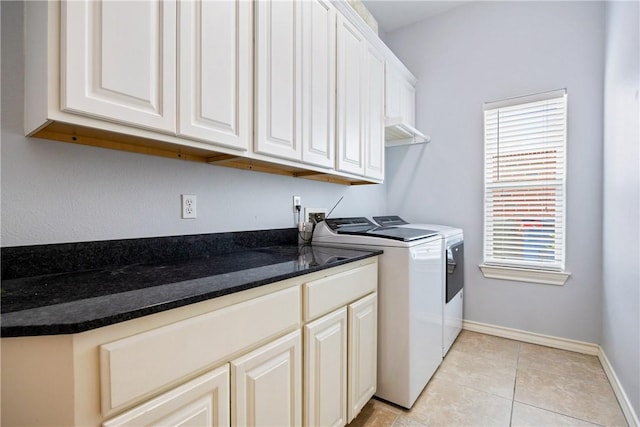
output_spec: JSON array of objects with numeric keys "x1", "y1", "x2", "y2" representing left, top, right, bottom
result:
[{"x1": 1, "y1": 246, "x2": 382, "y2": 338}]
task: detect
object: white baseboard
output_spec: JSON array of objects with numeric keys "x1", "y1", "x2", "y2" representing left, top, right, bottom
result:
[
  {"x1": 598, "y1": 347, "x2": 640, "y2": 427},
  {"x1": 462, "y1": 320, "x2": 638, "y2": 427},
  {"x1": 462, "y1": 320, "x2": 599, "y2": 355}
]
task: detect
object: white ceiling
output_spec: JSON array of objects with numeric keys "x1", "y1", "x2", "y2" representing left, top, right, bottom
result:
[{"x1": 361, "y1": 1, "x2": 468, "y2": 34}]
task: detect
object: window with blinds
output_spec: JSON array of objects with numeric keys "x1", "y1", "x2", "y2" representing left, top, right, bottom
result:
[{"x1": 483, "y1": 89, "x2": 567, "y2": 271}]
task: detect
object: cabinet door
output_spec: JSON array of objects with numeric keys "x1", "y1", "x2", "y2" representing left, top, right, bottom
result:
[
  {"x1": 178, "y1": 0, "x2": 251, "y2": 151},
  {"x1": 402, "y1": 79, "x2": 417, "y2": 128},
  {"x1": 304, "y1": 308, "x2": 348, "y2": 427},
  {"x1": 255, "y1": 0, "x2": 302, "y2": 160},
  {"x1": 385, "y1": 63, "x2": 416, "y2": 128},
  {"x1": 300, "y1": 0, "x2": 336, "y2": 168},
  {"x1": 231, "y1": 330, "x2": 302, "y2": 426},
  {"x1": 348, "y1": 293, "x2": 377, "y2": 422},
  {"x1": 364, "y1": 44, "x2": 385, "y2": 181},
  {"x1": 103, "y1": 365, "x2": 230, "y2": 427},
  {"x1": 384, "y1": 63, "x2": 402, "y2": 120},
  {"x1": 336, "y1": 15, "x2": 365, "y2": 176},
  {"x1": 62, "y1": 0, "x2": 176, "y2": 132}
]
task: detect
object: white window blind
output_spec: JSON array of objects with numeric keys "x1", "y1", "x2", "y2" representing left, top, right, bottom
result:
[{"x1": 483, "y1": 89, "x2": 567, "y2": 271}]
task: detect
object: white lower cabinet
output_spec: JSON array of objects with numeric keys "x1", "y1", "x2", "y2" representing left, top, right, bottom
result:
[
  {"x1": 304, "y1": 307, "x2": 348, "y2": 427},
  {"x1": 1, "y1": 259, "x2": 378, "y2": 427},
  {"x1": 231, "y1": 330, "x2": 302, "y2": 427},
  {"x1": 302, "y1": 262, "x2": 379, "y2": 426},
  {"x1": 103, "y1": 365, "x2": 230, "y2": 427},
  {"x1": 303, "y1": 293, "x2": 378, "y2": 426},
  {"x1": 348, "y1": 293, "x2": 378, "y2": 422}
]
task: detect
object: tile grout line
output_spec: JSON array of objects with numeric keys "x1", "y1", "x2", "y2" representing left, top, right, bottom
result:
[
  {"x1": 509, "y1": 342, "x2": 522, "y2": 426},
  {"x1": 508, "y1": 341, "x2": 614, "y2": 427},
  {"x1": 513, "y1": 402, "x2": 609, "y2": 427}
]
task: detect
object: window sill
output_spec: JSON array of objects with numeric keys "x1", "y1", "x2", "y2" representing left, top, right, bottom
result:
[{"x1": 479, "y1": 264, "x2": 571, "y2": 286}]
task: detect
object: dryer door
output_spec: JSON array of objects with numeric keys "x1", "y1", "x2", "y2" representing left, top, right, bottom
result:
[{"x1": 446, "y1": 241, "x2": 464, "y2": 303}]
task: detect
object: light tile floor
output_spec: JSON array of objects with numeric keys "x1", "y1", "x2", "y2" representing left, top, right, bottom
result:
[{"x1": 348, "y1": 330, "x2": 628, "y2": 427}]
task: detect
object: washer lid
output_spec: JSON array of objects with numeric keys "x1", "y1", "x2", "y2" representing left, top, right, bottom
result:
[
  {"x1": 376, "y1": 215, "x2": 463, "y2": 241},
  {"x1": 324, "y1": 217, "x2": 376, "y2": 231},
  {"x1": 347, "y1": 227, "x2": 439, "y2": 242},
  {"x1": 325, "y1": 217, "x2": 439, "y2": 242},
  {"x1": 373, "y1": 215, "x2": 409, "y2": 226}
]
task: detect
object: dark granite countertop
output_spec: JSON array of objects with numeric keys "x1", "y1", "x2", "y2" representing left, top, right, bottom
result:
[{"x1": 1, "y1": 230, "x2": 381, "y2": 337}]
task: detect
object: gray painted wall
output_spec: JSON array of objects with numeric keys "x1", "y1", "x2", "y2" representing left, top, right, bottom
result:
[
  {"x1": 0, "y1": 1, "x2": 386, "y2": 247},
  {"x1": 602, "y1": 1, "x2": 640, "y2": 417},
  {"x1": 384, "y1": 1, "x2": 606, "y2": 343}
]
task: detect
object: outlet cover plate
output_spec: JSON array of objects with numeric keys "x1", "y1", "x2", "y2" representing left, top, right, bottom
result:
[
  {"x1": 305, "y1": 208, "x2": 327, "y2": 223},
  {"x1": 182, "y1": 194, "x2": 197, "y2": 219}
]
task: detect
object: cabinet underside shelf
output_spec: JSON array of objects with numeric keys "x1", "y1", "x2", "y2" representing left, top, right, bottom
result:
[
  {"x1": 384, "y1": 116, "x2": 430, "y2": 147},
  {"x1": 31, "y1": 121, "x2": 376, "y2": 186}
]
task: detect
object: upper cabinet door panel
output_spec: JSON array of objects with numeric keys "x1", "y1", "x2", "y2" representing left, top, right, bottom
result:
[
  {"x1": 301, "y1": 0, "x2": 336, "y2": 168},
  {"x1": 255, "y1": 0, "x2": 302, "y2": 160},
  {"x1": 61, "y1": 0, "x2": 176, "y2": 132},
  {"x1": 365, "y1": 45, "x2": 385, "y2": 181},
  {"x1": 336, "y1": 16, "x2": 365, "y2": 176},
  {"x1": 384, "y1": 63, "x2": 401, "y2": 119},
  {"x1": 385, "y1": 62, "x2": 416, "y2": 128},
  {"x1": 402, "y1": 79, "x2": 416, "y2": 127},
  {"x1": 178, "y1": 0, "x2": 251, "y2": 151}
]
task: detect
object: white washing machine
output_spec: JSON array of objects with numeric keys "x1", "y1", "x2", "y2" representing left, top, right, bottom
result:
[
  {"x1": 312, "y1": 217, "x2": 444, "y2": 409},
  {"x1": 375, "y1": 216, "x2": 464, "y2": 357}
]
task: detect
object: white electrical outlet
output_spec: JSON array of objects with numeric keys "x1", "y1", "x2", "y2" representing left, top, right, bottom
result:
[
  {"x1": 305, "y1": 208, "x2": 327, "y2": 223},
  {"x1": 293, "y1": 195, "x2": 301, "y2": 213},
  {"x1": 182, "y1": 194, "x2": 197, "y2": 219}
]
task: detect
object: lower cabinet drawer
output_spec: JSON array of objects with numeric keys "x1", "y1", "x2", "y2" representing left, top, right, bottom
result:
[
  {"x1": 103, "y1": 365, "x2": 230, "y2": 427},
  {"x1": 100, "y1": 286, "x2": 300, "y2": 415},
  {"x1": 303, "y1": 262, "x2": 377, "y2": 322}
]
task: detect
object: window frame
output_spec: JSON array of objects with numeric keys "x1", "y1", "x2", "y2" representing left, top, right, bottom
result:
[{"x1": 480, "y1": 89, "x2": 570, "y2": 285}]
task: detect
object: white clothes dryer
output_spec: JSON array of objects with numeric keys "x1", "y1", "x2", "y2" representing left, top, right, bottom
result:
[{"x1": 375, "y1": 216, "x2": 464, "y2": 357}]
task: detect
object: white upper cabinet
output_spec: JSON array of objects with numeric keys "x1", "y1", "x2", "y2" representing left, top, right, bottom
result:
[
  {"x1": 336, "y1": 15, "x2": 365, "y2": 176},
  {"x1": 384, "y1": 62, "x2": 427, "y2": 146},
  {"x1": 178, "y1": 0, "x2": 251, "y2": 151},
  {"x1": 401, "y1": 78, "x2": 416, "y2": 128},
  {"x1": 29, "y1": 0, "x2": 406, "y2": 183},
  {"x1": 336, "y1": 15, "x2": 385, "y2": 180},
  {"x1": 385, "y1": 63, "x2": 416, "y2": 126},
  {"x1": 61, "y1": 0, "x2": 176, "y2": 133},
  {"x1": 385, "y1": 65, "x2": 403, "y2": 121},
  {"x1": 255, "y1": 0, "x2": 336, "y2": 168},
  {"x1": 364, "y1": 44, "x2": 385, "y2": 181},
  {"x1": 254, "y1": 0, "x2": 302, "y2": 160},
  {"x1": 300, "y1": 0, "x2": 336, "y2": 168}
]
